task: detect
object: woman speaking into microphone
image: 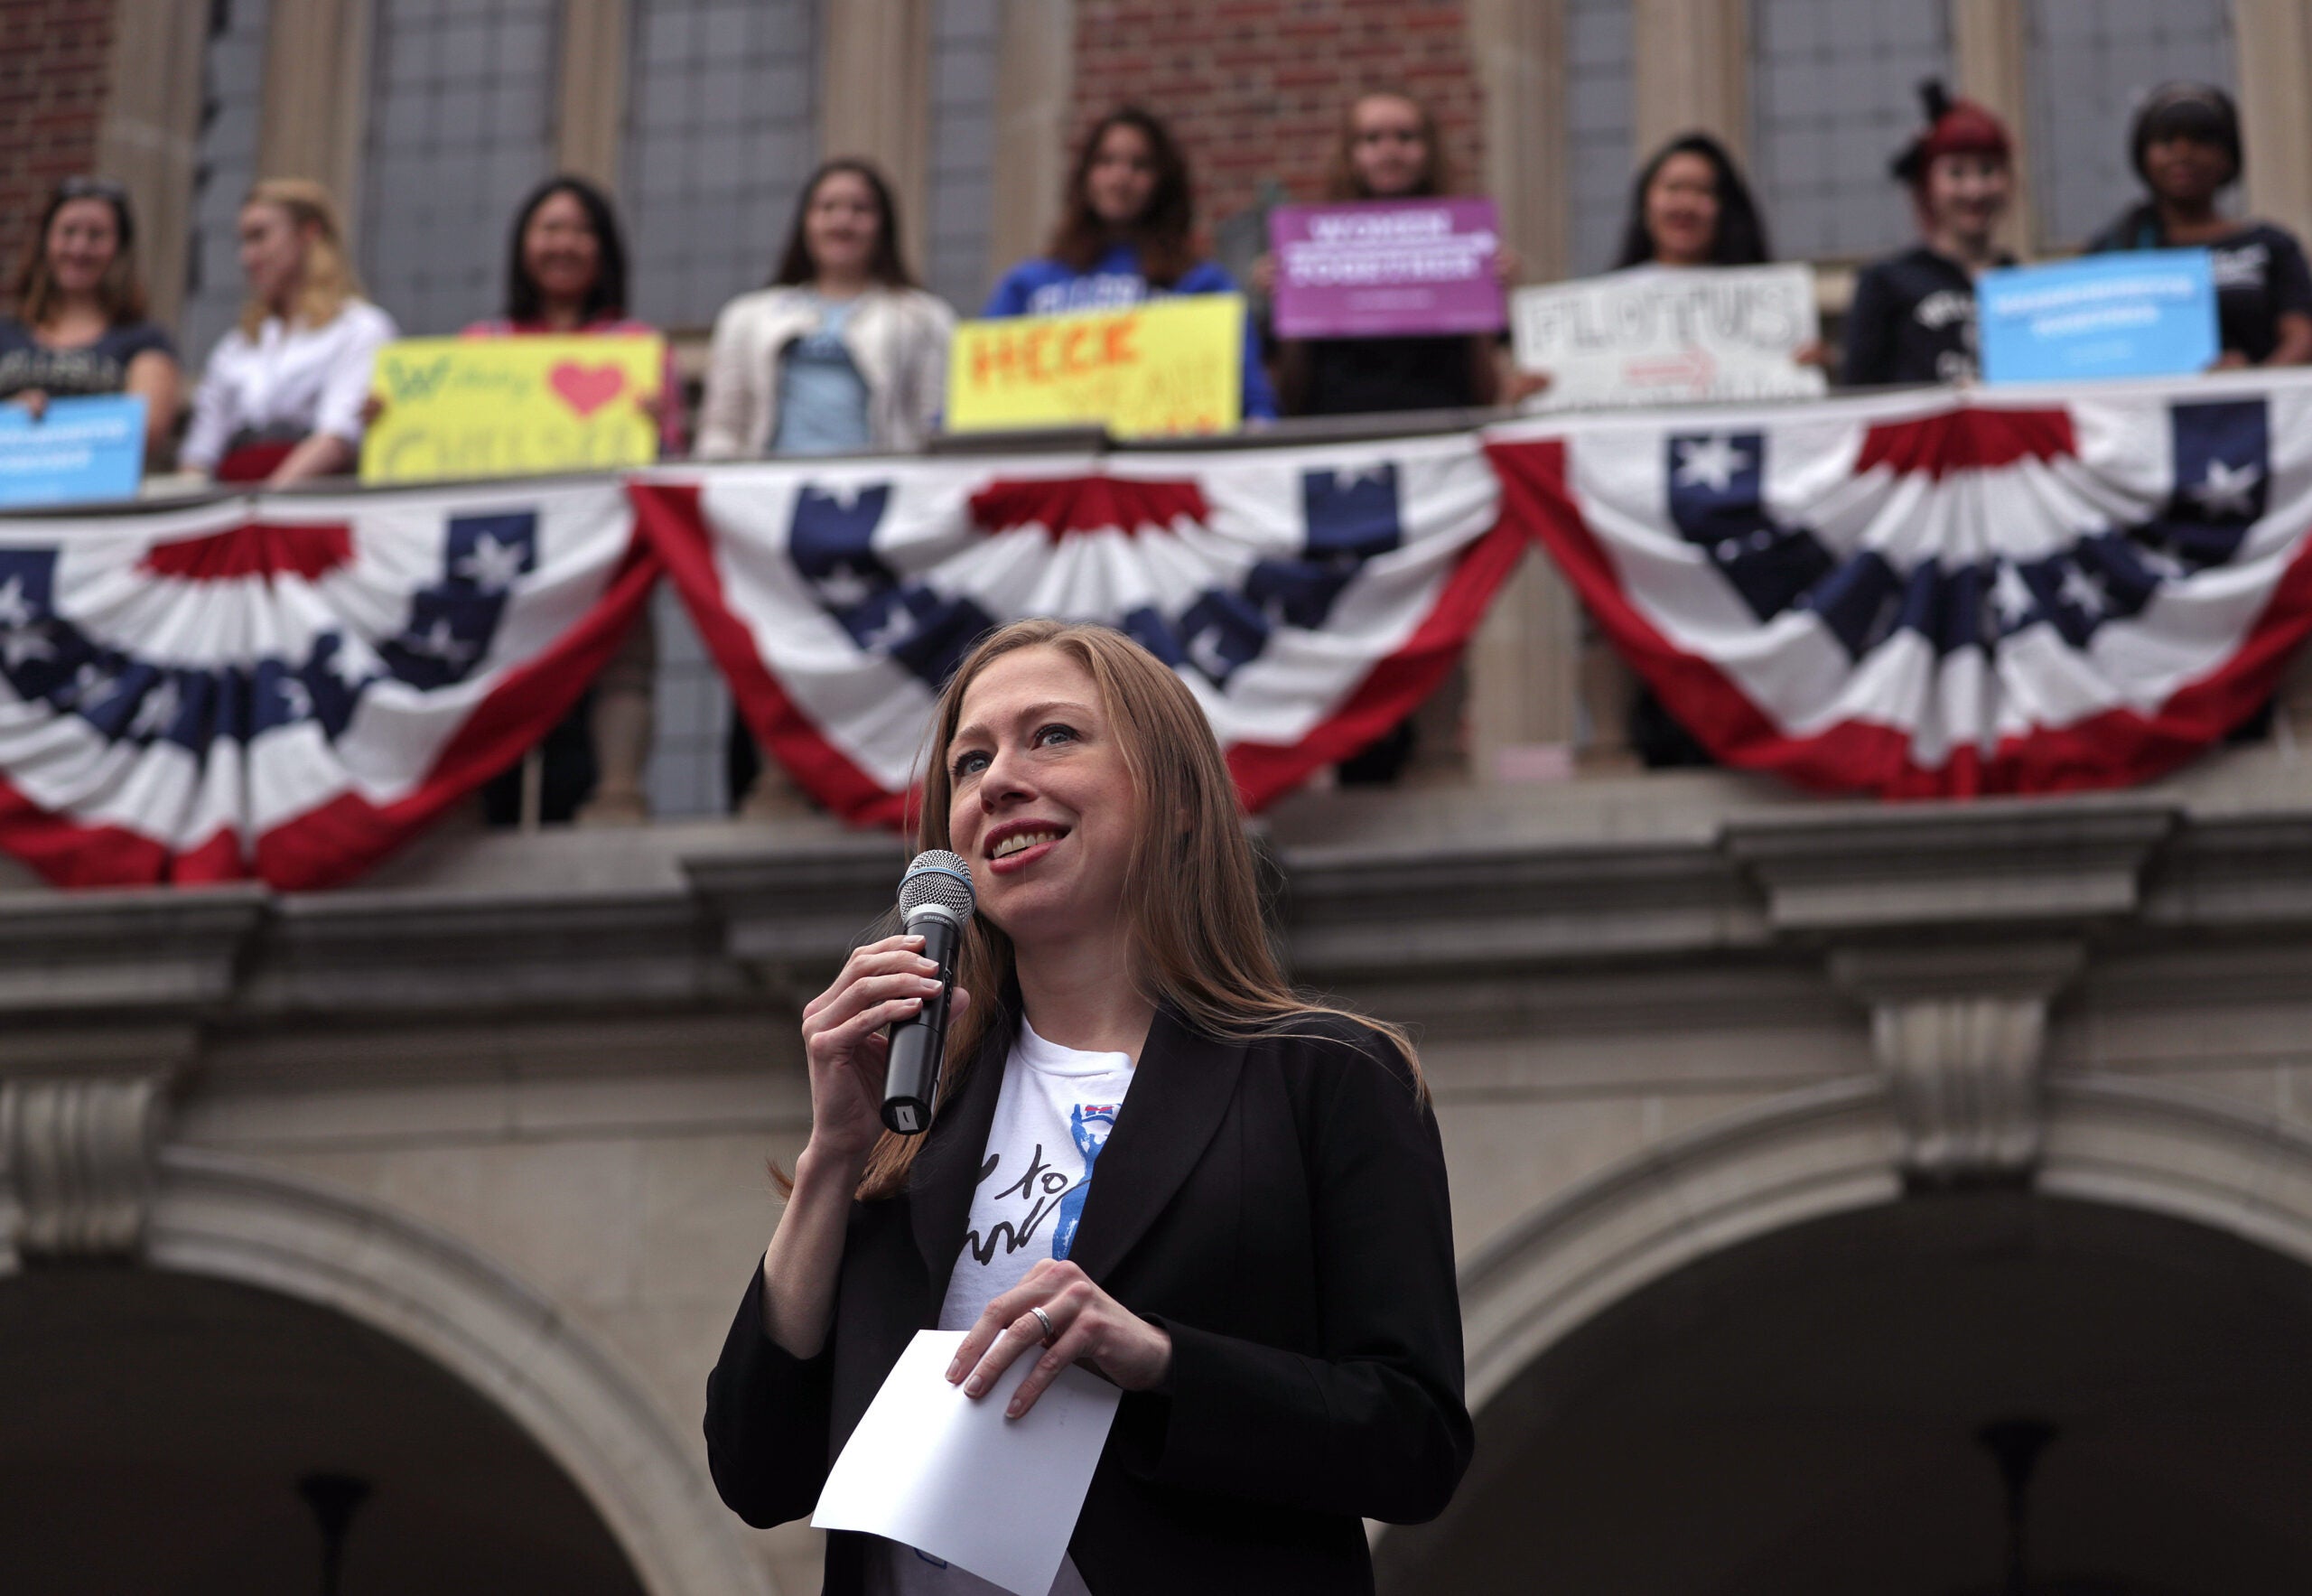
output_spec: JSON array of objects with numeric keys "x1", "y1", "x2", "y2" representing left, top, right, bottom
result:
[{"x1": 705, "y1": 620, "x2": 1471, "y2": 1593}]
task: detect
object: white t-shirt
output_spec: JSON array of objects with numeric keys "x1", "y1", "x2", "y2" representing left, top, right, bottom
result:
[
  {"x1": 867, "y1": 1019, "x2": 1135, "y2": 1596},
  {"x1": 182, "y1": 300, "x2": 398, "y2": 471}
]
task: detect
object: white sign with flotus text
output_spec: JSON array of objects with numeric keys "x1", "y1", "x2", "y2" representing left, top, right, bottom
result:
[
  {"x1": 813, "y1": 1329, "x2": 1123, "y2": 1596},
  {"x1": 1512, "y1": 263, "x2": 1827, "y2": 410}
]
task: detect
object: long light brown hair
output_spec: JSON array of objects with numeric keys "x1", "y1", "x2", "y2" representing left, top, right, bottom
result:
[
  {"x1": 238, "y1": 179, "x2": 363, "y2": 337},
  {"x1": 1324, "y1": 89, "x2": 1454, "y2": 201},
  {"x1": 11, "y1": 178, "x2": 148, "y2": 329},
  {"x1": 850, "y1": 620, "x2": 1421, "y2": 1200}
]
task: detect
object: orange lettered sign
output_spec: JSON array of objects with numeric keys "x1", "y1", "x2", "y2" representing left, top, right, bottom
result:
[{"x1": 945, "y1": 296, "x2": 1242, "y2": 439}]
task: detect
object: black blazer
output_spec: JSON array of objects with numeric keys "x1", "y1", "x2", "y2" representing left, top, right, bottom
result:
[{"x1": 704, "y1": 1003, "x2": 1472, "y2": 1595}]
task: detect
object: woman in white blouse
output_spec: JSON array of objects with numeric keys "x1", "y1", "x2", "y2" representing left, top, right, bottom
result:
[{"x1": 182, "y1": 179, "x2": 398, "y2": 488}]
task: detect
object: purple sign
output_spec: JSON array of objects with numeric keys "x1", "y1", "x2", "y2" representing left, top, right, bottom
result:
[{"x1": 1269, "y1": 197, "x2": 1506, "y2": 339}]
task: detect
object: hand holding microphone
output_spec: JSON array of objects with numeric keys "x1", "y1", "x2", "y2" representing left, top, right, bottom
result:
[
  {"x1": 880, "y1": 851, "x2": 975, "y2": 1134},
  {"x1": 796, "y1": 851, "x2": 976, "y2": 1163}
]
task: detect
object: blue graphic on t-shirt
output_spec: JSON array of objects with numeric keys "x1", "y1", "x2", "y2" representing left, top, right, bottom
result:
[{"x1": 1051, "y1": 1102, "x2": 1120, "y2": 1260}]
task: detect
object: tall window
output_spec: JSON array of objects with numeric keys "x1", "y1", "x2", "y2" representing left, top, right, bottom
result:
[
  {"x1": 182, "y1": 0, "x2": 274, "y2": 363},
  {"x1": 927, "y1": 0, "x2": 999, "y2": 310},
  {"x1": 360, "y1": 0, "x2": 559, "y2": 337},
  {"x1": 1749, "y1": 0, "x2": 1951, "y2": 261},
  {"x1": 1566, "y1": 0, "x2": 1636, "y2": 275},
  {"x1": 2027, "y1": 0, "x2": 2236, "y2": 249},
  {"x1": 620, "y1": 0, "x2": 822, "y2": 330}
]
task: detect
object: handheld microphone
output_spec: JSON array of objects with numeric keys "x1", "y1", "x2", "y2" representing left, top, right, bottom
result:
[{"x1": 881, "y1": 849, "x2": 975, "y2": 1135}]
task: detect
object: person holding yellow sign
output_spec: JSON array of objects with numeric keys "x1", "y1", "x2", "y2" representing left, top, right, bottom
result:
[
  {"x1": 465, "y1": 175, "x2": 684, "y2": 456},
  {"x1": 980, "y1": 107, "x2": 1276, "y2": 424}
]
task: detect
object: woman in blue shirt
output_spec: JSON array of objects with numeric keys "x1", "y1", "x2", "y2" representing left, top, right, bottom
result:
[{"x1": 984, "y1": 106, "x2": 1277, "y2": 422}]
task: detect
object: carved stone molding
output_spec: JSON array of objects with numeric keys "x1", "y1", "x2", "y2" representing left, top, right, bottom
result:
[
  {"x1": 1832, "y1": 943, "x2": 2085, "y2": 1187},
  {"x1": 0, "y1": 1075, "x2": 172, "y2": 1264},
  {"x1": 1727, "y1": 803, "x2": 2176, "y2": 937}
]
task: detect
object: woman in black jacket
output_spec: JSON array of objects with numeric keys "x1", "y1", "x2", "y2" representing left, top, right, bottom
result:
[
  {"x1": 1843, "y1": 83, "x2": 2017, "y2": 388},
  {"x1": 704, "y1": 618, "x2": 1471, "y2": 1594}
]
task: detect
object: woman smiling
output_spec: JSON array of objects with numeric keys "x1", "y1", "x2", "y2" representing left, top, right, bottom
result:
[
  {"x1": 705, "y1": 620, "x2": 1471, "y2": 1594},
  {"x1": 0, "y1": 178, "x2": 181, "y2": 461}
]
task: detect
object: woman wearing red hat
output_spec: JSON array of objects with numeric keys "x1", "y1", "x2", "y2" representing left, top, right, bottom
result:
[
  {"x1": 2087, "y1": 81, "x2": 2312, "y2": 369},
  {"x1": 1843, "y1": 83, "x2": 2016, "y2": 387}
]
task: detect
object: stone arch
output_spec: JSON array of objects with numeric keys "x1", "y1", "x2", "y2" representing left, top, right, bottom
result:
[
  {"x1": 145, "y1": 1145, "x2": 776, "y2": 1596},
  {"x1": 1455, "y1": 1069, "x2": 2312, "y2": 1419},
  {"x1": 1397, "y1": 1070, "x2": 2312, "y2": 1587}
]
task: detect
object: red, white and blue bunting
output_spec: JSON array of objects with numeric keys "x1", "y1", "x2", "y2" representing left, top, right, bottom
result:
[
  {"x1": 0, "y1": 480, "x2": 653, "y2": 888},
  {"x1": 8, "y1": 372, "x2": 2312, "y2": 890},
  {"x1": 1487, "y1": 371, "x2": 2312, "y2": 797},
  {"x1": 631, "y1": 434, "x2": 1517, "y2": 826}
]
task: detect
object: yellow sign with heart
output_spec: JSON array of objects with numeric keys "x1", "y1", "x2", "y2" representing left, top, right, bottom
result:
[{"x1": 359, "y1": 334, "x2": 664, "y2": 485}]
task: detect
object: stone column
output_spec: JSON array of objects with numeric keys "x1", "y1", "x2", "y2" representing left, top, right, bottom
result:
[
  {"x1": 2233, "y1": 0, "x2": 2312, "y2": 247},
  {"x1": 555, "y1": 0, "x2": 630, "y2": 191},
  {"x1": 1461, "y1": 2, "x2": 1586, "y2": 779},
  {"x1": 822, "y1": 0, "x2": 935, "y2": 278},
  {"x1": 96, "y1": 0, "x2": 209, "y2": 336},
  {"x1": 1630, "y1": 0, "x2": 1749, "y2": 162},
  {"x1": 1951, "y1": 0, "x2": 2037, "y2": 257},
  {"x1": 990, "y1": 0, "x2": 1077, "y2": 280},
  {"x1": 551, "y1": 0, "x2": 658, "y2": 823},
  {"x1": 1468, "y1": 0, "x2": 1568, "y2": 285},
  {"x1": 577, "y1": 614, "x2": 657, "y2": 826},
  {"x1": 256, "y1": 0, "x2": 377, "y2": 233}
]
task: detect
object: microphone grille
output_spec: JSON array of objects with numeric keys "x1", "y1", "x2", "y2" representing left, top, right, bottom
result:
[{"x1": 898, "y1": 849, "x2": 976, "y2": 922}]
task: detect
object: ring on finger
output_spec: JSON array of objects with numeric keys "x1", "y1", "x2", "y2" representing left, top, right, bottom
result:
[{"x1": 1029, "y1": 1305, "x2": 1057, "y2": 1346}]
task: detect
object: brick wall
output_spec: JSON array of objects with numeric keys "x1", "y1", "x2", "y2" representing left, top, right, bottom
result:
[
  {"x1": 0, "y1": 0, "x2": 117, "y2": 308},
  {"x1": 1067, "y1": 0, "x2": 1485, "y2": 251}
]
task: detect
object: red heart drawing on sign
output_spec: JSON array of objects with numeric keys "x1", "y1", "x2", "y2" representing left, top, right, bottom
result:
[{"x1": 548, "y1": 361, "x2": 628, "y2": 417}]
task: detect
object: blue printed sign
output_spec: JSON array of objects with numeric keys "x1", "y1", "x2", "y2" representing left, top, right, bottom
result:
[
  {"x1": 0, "y1": 395, "x2": 145, "y2": 509},
  {"x1": 1978, "y1": 250, "x2": 2219, "y2": 385}
]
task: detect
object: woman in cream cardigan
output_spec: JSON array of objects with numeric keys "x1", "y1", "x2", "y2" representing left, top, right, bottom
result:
[{"x1": 696, "y1": 158, "x2": 954, "y2": 460}]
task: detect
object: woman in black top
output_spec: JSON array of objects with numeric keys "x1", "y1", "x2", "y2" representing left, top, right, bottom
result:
[
  {"x1": 2086, "y1": 81, "x2": 2312, "y2": 369},
  {"x1": 1272, "y1": 90, "x2": 1501, "y2": 419},
  {"x1": 0, "y1": 177, "x2": 180, "y2": 460},
  {"x1": 704, "y1": 620, "x2": 1468, "y2": 1595},
  {"x1": 1613, "y1": 131, "x2": 1773, "y2": 272},
  {"x1": 1590, "y1": 134, "x2": 1785, "y2": 768},
  {"x1": 1509, "y1": 135, "x2": 1785, "y2": 405},
  {"x1": 1844, "y1": 83, "x2": 2016, "y2": 387}
]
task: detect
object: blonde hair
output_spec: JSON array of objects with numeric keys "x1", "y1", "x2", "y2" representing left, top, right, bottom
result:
[
  {"x1": 238, "y1": 179, "x2": 363, "y2": 337},
  {"x1": 848, "y1": 620, "x2": 1421, "y2": 1200}
]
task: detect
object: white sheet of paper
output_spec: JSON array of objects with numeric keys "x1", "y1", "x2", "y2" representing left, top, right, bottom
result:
[{"x1": 813, "y1": 1329, "x2": 1123, "y2": 1596}]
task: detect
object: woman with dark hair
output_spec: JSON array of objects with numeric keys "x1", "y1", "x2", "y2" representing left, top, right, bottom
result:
[
  {"x1": 1, "y1": 177, "x2": 181, "y2": 460},
  {"x1": 1270, "y1": 90, "x2": 1502, "y2": 418},
  {"x1": 1845, "y1": 83, "x2": 2017, "y2": 387},
  {"x1": 984, "y1": 107, "x2": 1278, "y2": 421},
  {"x1": 461, "y1": 175, "x2": 676, "y2": 827},
  {"x1": 696, "y1": 157, "x2": 954, "y2": 460},
  {"x1": 1516, "y1": 134, "x2": 1793, "y2": 768},
  {"x1": 705, "y1": 619, "x2": 1469, "y2": 1594},
  {"x1": 2086, "y1": 81, "x2": 2312, "y2": 369},
  {"x1": 464, "y1": 173, "x2": 683, "y2": 454},
  {"x1": 1613, "y1": 131, "x2": 1773, "y2": 270}
]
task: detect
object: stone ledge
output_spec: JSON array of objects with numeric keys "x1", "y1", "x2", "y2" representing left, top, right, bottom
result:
[{"x1": 0, "y1": 794, "x2": 2303, "y2": 1084}]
